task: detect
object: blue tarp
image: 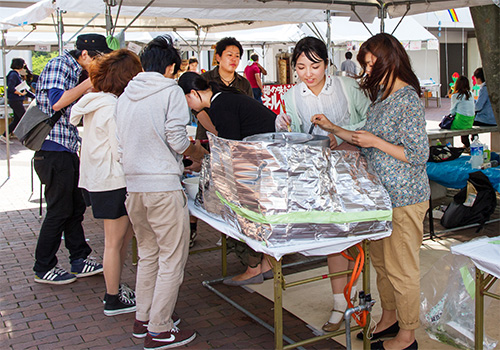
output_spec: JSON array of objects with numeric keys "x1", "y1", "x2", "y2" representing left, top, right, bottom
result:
[{"x1": 427, "y1": 155, "x2": 500, "y2": 192}]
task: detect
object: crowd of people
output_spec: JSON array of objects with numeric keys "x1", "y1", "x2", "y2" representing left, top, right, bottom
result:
[{"x1": 1, "y1": 28, "x2": 496, "y2": 350}]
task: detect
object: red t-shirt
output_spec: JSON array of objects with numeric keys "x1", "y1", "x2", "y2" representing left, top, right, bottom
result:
[{"x1": 244, "y1": 63, "x2": 260, "y2": 89}]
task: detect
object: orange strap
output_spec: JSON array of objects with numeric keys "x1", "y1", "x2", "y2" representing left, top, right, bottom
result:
[{"x1": 341, "y1": 243, "x2": 367, "y2": 327}]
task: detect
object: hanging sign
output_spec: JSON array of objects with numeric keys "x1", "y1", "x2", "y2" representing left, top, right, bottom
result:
[
  {"x1": 34, "y1": 44, "x2": 51, "y2": 52},
  {"x1": 409, "y1": 41, "x2": 422, "y2": 51}
]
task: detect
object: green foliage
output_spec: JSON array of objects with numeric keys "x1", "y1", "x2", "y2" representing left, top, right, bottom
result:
[{"x1": 31, "y1": 51, "x2": 59, "y2": 75}]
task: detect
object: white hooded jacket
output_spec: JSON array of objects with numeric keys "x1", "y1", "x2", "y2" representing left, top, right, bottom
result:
[{"x1": 70, "y1": 92, "x2": 126, "y2": 192}]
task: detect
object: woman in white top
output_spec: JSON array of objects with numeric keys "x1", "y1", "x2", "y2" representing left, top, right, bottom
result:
[
  {"x1": 276, "y1": 37, "x2": 371, "y2": 333},
  {"x1": 276, "y1": 37, "x2": 370, "y2": 149},
  {"x1": 70, "y1": 49, "x2": 143, "y2": 316}
]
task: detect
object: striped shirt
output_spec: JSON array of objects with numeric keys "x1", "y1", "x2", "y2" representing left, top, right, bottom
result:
[
  {"x1": 361, "y1": 85, "x2": 430, "y2": 208},
  {"x1": 36, "y1": 51, "x2": 82, "y2": 153}
]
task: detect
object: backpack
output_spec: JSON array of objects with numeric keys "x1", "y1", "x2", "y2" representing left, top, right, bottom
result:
[{"x1": 440, "y1": 171, "x2": 497, "y2": 231}]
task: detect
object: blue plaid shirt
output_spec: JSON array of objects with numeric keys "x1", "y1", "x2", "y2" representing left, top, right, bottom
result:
[{"x1": 36, "y1": 50, "x2": 82, "y2": 153}]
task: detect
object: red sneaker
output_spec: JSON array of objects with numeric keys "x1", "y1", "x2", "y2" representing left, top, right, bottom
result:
[
  {"x1": 132, "y1": 315, "x2": 181, "y2": 339},
  {"x1": 144, "y1": 327, "x2": 196, "y2": 349}
]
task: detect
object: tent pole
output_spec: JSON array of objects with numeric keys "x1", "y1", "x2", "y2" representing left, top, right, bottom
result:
[
  {"x1": 57, "y1": 8, "x2": 64, "y2": 55},
  {"x1": 64, "y1": 13, "x2": 100, "y2": 46},
  {"x1": 196, "y1": 27, "x2": 201, "y2": 61},
  {"x1": 105, "y1": 3, "x2": 113, "y2": 37},
  {"x1": 379, "y1": 4, "x2": 387, "y2": 33},
  {"x1": 326, "y1": 10, "x2": 332, "y2": 64},
  {"x1": 2, "y1": 30, "x2": 11, "y2": 180}
]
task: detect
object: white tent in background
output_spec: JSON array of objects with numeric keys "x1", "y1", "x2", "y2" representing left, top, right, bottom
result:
[
  {"x1": 300, "y1": 16, "x2": 440, "y2": 82},
  {"x1": 0, "y1": 0, "x2": 493, "y2": 181}
]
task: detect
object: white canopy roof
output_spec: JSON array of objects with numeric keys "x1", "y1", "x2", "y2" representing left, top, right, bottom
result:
[
  {"x1": 301, "y1": 16, "x2": 438, "y2": 44},
  {"x1": 1, "y1": 0, "x2": 494, "y2": 33}
]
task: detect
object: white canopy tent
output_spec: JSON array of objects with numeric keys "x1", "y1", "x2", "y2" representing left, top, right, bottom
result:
[{"x1": 0, "y1": 0, "x2": 495, "y2": 179}]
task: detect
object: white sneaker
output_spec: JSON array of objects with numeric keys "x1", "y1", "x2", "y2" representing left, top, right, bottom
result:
[{"x1": 0, "y1": 135, "x2": 13, "y2": 144}]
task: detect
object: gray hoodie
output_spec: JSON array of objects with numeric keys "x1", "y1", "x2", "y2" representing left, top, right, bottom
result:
[{"x1": 115, "y1": 72, "x2": 191, "y2": 192}]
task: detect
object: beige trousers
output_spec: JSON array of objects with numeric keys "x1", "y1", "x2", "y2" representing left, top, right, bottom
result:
[
  {"x1": 370, "y1": 200, "x2": 428, "y2": 330},
  {"x1": 125, "y1": 190, "x2": 189, "y2": 333}
]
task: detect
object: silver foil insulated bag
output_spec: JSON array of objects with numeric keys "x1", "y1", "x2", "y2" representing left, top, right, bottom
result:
[{"x1": 200, "y1": 133, "x2": 392, "y2": 246}]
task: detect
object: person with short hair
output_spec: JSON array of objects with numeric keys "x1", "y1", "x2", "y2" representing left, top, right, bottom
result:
[
  {"x1": 461, "y1": 67, "x2": 497, "y2": 148},
  {"x1": 115, "y1": 35, "x2": 207, "y2": 349},
  {"x1": 1, "y1": 58, "x2": 34, "y2": 144},
  {"x1": 178, "y1": 72, "x2": 276, "y2": 287},
  {"x1": 189, "y1": 37, "x2": 252, "y2": 247},
  {"x1": 312, "y1": 33, "x2": 430, "y2": 350},
  {"x1": 244, "y1": 53, "x2": 267, "y2": 103},
  {"x1": 32, "y1": 33, "x2": 109, "y2": 285},
  {"x1": 341, "y1": 51, "x2": 357, "y2": 77},
  {"x1": 70, "y1": 49, "x2": 143, "y2": 316},
  {"x1": 195, "y1": 37, "x2": 252, "y2": 140}
]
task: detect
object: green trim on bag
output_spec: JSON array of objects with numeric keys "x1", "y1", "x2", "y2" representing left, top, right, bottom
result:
[
  {"x1": 451, "y1": 113, "x2": 474, "y2": 130},
  {"x1": 216, "y1": 191, "x2": 392, "y2": 224},
  {"x1": 459, "y1": 265, "x2": 476, "y2": 299}
]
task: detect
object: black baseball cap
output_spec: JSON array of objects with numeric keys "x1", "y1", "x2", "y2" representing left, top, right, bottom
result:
[{"x1": 76, "y1": 34, "x2": 112, "y2": 53}]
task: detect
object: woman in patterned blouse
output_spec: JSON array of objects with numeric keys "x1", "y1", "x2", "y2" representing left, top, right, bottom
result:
[{"x1": 312, "y1": 33, "x2": 430, "y2": 350}]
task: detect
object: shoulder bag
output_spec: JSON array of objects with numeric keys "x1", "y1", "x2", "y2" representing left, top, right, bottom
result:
[{"x1": 13, "y1": 100, "x2": 64, "y2": 151}]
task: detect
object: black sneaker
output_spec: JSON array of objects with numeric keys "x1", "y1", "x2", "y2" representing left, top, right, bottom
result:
[
  {"x1": 133, "y1": 315, "x2": 181, "y2": 339},
  {"x1": 34, "y1": 267, "x2": 77, "y2": 285},
  {"x1": 144, "y1": 327, "x2": 196, "y2": 349},
  {"x1": 70, "y1": 258, "x2": 103, "y2": 277},
  {"x1": 104, "y1": 293, "x2": 136, "y2": 316},
  {"x1": 119, "y1": 283, "x2": 136, "y2": 301}
]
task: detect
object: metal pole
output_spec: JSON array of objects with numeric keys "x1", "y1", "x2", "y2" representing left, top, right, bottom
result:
[
  {"x1": 2, "y1": 30, "x2": 10, "y2": 179},
  {"x1": 105, "y1": 2, "x2": 113, "y2": 37},
  {"x1": 57, "y1": 8, "x2": 64, "y2": 55},
  {"x1": 325, "y1": 10, "x2": 332, "y2": 64},
  {"x1": 379, "y1": 4, "x2": 386, "y2": 33},
  {"x1": 474, "y1": 267, "x2": 484, "y2": 350},
  {"x1": 362, "y1": 240, "x2": 371, "y2": 350},
  {"x1": 272, "y1": 257, "x2": 284, "y2": 350}
]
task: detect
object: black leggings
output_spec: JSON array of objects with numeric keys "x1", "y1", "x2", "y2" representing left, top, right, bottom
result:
[
  {"x1": 3, "y1": 99, "x2": 25, "y2": 137},
  {"x1": 461, "y1": 120, "x2": 496, "y2": 147}
]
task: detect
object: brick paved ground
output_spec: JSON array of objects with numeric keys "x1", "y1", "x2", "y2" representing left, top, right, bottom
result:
[
  {"x1": 1, "y1": 97, "x2": 498, "y2": 350},
  {"x1": 0, "y1": 140, "x2": 339, "y2": 350}
]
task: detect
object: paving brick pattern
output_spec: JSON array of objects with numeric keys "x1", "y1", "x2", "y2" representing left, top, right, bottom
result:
[
  {"x1": 1, "y1": 97, "x2": 498, "y2": 350},
  {"x1": 0, "y1": 140, "x2": 339, "y2": 350}
]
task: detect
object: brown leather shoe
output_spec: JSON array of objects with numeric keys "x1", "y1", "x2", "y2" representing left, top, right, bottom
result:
[{"x1": 321, "y1": 310, "x2": 344, "y2": 332}]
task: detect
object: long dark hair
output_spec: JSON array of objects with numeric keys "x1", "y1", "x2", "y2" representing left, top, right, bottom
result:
[
  {"x1": 178, "y1": 71, "x2": 241, "y2": 95},
  {"x1": 291, "y1": 36, "x2": 328, "y2": 67},
  {"x1": 357, "y1": 33, "x2": 421, "y2": 102},
  {"x1": 454, "y1": 75, "x2": 471, "y2": 100}
]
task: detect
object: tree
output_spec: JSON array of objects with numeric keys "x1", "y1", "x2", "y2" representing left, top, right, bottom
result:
[{"x1": 31, "y1": 51, "x2": 58, "y2": 75}]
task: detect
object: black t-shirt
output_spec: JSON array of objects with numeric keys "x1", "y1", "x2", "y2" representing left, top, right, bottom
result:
[{"x1": 210, "y1": 92, "x2": 276, "y2": 141}]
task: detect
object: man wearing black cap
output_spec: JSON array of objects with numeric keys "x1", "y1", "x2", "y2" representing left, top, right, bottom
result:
[{"x1": 32, "y1": 34, "x2": 111, "y2": 285}]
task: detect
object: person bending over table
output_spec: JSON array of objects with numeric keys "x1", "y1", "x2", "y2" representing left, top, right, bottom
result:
[
  {"x1": 312, "y1": 33, "x2": 430, "y2": 350},
  {"x1": 189, "y1": 37, "x2": 253, "y2": 248},
  {"x1": 178, "y1": 71, "x2": 276, "y2": 286},
  {"x1": 275, "y1": 36, "x2": 371, "y2": 333}
]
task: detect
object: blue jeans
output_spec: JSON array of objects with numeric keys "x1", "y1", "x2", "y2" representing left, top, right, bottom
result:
[
  {"x1": 33, "y1": 150, "x2": 91, "y2": 272},
  {"x1": 252, "y1": 87, "x2": 263, "y2": 103}
]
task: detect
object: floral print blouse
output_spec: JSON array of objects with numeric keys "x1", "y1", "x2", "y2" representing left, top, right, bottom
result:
[{"x1": 361, "y1": 85, "x2": 430, "y2": 208}]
